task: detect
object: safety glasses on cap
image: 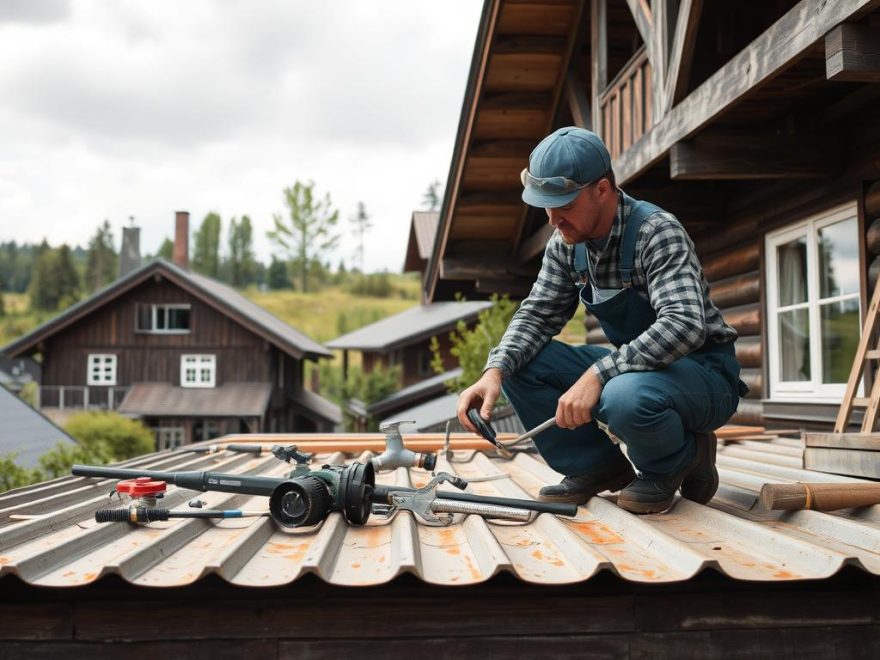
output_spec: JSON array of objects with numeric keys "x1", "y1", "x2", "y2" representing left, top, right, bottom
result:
[{"x1": 520, "y1": 168, "x2": 590, "y2": 194}]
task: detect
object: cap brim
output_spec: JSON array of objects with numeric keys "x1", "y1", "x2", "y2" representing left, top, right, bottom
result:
[{"x1": 521, "y1": 185, "x2": 581, "y2": 209}]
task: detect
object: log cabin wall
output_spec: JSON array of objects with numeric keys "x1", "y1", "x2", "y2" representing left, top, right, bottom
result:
[{"x1": 41, "y1": 277, "x2": 273, "y2": 388}]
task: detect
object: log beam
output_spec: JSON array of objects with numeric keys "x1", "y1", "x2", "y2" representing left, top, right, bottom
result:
[
  {"x1": 826, "y1": 23, "x2": 880, "y2": 82},
  {"x1": 670, "y1": 133, "x2": 840, "y2": 180},
  {"x1": 615, "y1": 0, "x2": 879, "y2": 185}
]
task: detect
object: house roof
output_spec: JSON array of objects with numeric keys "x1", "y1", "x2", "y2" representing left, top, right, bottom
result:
[
  {"x1": 425, "y1": 0, "x2": 587, "y2": 301},
  {"x1": 2, "y1": 433, "x2": 879, "y2": 588},
  {"x1": 0, "y1": 259, "x2": 331, "y2": 361},
  {"x1": 325, "y1": 301, "x2": 493, "y2": 352},
  {"x1": 369, "y1": 368, "x2": 461, "y2": 418},
  {"x1": 403, "y1": 211, "x2": 440, "y2": 272},
  {"x1": 118, "y1": 382, "x2": 273, "y2": 418},
  {"x1": 0, "y1": 386, "x2": 76, "y2": 469},
  {"x1": 289, "y1": 388, "x2": 343, "y2": 425}
]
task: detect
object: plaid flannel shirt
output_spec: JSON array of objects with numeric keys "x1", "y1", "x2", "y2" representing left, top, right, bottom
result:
[{"x1": 486, "y1": 193, "x2": 738, "y2": 385}]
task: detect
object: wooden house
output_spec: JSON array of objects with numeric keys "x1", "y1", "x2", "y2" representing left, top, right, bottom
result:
[
  {"x1": 426, "y1": 0, "x2": 880, "y2": 430},
  {"x1": 0, "y1": 214, "x2": 340, "y2": 448}
]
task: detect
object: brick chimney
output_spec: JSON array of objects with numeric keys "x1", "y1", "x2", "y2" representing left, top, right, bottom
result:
[{"x1": 173, "y1": 211, "x2": 189, "y2": 269}]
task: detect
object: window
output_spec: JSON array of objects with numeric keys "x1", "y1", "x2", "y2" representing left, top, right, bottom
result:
[
  {"x1": 155, "y1": 426, "x2": 184, "y2": 451},
  {"x1": 418, "y1": 349, "x2": 434, "y2": 377},
  {"x1": 87, "y1": 354, "x2": 117, "y2": 385},
  {"x1": 181, "y1": 354, "x2": 216, "y2": 388},
  {"x1": 766, "y1": 202, "x2": 861, "y2": 400},
  {"x1": 136, "y1": 303, "x2": 191, "y2": 333}
]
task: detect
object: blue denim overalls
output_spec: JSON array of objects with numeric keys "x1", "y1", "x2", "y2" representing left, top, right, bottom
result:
[{"x1": 502, "y1": 196, "x2": 745, "y2": 479}]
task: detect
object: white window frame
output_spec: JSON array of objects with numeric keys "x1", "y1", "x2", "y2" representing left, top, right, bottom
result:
[
  {"x1": 765, "y1": 201, "x2": 861, "y2": 402},
  {"x1": 87, "y1": 354, "x2": 117, "y2": 386},
  {"x1": 180, "y1": 354, "x2": 216, "y2": 388},
  {"x1": 155, "y1": 426, "x2": 185, "y2": 451},
  {"x1": 137, "y1": 303, "x2": 191, "y2": 334}
]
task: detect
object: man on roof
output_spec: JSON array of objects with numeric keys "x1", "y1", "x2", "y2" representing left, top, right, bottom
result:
[{"x1": 456, "y1": 126, "x2": 748, "y2": 514}]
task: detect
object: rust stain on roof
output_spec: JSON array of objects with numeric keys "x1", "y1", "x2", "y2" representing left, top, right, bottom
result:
[{"x1": 2, "y1": 433, "x2": 880, "y2": 587}]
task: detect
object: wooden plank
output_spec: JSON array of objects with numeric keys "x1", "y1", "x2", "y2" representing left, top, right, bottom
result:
[
  {"x1": 702, "y1": 242, "x2": 760, "y2": 281},
  {"x1": 826, "y1": 23, "x2": 880, "y2": 81},
  {"x1": 616, "y1": 0, "x2": 880, "y2": 184},
  {"x1": 516, "y1": 224, "x2": 554, "y2": 263},
  {"x1": 804, "y1": 432, "x2": 880, "y2": 450},
  {"x1": 566, "y1": 69, "x2": 593, "y2": 129},
  {"x1": 622, "y1": 75, "x2": 632, "y2": 150},
  {"x1": 664, "y1": 0, "x2": 703, "y2": 111},
  {"x1": 804, "y1": 446, "x2": 880, "y2": 478},
  {"x1": 591, "y1": 0, "x2": 608, "y2": 140},
  {"x1": 670, "y1": 133, "x2": 840, "y2": 180},
  {"x1": 633, "y1": 64, "x2": 644, "y2": 140}
]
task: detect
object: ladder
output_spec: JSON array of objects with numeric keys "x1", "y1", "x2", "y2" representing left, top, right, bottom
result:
[{"x1": 835, "y1": 277, "x2": 880, "y2": 433}]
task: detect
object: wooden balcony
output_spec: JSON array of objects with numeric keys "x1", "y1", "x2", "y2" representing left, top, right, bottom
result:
[
  {"x1": 36, "y1": 386, "x2": 129, "y2": 412},
  {"x1": 598, "y1": 46, "x2": 652, "y2": 160}
]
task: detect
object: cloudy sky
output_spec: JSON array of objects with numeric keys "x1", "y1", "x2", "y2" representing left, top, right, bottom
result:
[{"x1": 0, "y1": 0, "x2": 483, "y2": 273}]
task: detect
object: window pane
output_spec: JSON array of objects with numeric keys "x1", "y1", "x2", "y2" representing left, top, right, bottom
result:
[
  {"x1": 156, "y1": 306, "x2": 166, "y2": 329},
  {"x1": 777, "y1": 236, "x2": 808, "y2": 306},
  {"x1": 778, "y1": 309, "x2": 810, "y2": 381},
  {"x1": 821, "y1": 297, "x2": 860, "y2": 384},
  {"x1": 167, "y1": 307, "x2": 190, "y2": 330},
  {"x1": 818, "y1": 217, "x2": 859, "y2": 298}
]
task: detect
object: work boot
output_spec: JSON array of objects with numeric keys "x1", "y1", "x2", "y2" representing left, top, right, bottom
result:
[
  {"x1": 617, "y1": 431, "x2": 717, "y2": 514},
  {"x1": 616, "y1": 474, "x2": 684, "y2": 514},
  {"x1": 680, "y1": 431, "x2": 719, "y2": 504},
  {"x1": 539, "y1": 453, "x2": 635, "y2": 504}
]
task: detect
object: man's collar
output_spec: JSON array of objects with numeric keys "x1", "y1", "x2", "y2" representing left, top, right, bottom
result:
[{"x1": 587, "y1": 190, "x2": 624, "y2": 251}]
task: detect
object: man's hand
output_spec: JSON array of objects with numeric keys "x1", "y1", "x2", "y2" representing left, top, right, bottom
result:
[
  {"x1": 457, "y1": 368, "x2": 503, "y2": 433},
  {"x1": 556, "y1": 367, "x2": 603, "y2": 429}
]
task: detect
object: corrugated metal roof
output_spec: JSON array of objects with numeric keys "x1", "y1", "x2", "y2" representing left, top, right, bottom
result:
[
  {"x1": 2, "y1": 433, "x2": 879, "y2": 587},
  {"x1": 326, "y1": 301, "x2": 493, "y2": 351},
  {"x1": 289, "y1": 388, "x2": 343, "y2": 425},
  {"x1": 369, "y1": 368, "x2": 461, "y2": 416},
  {"x1": 118, "y1": 382, "x2": 273, "y2": 417},
  {"x1": 0, "y1": 386, "x2": 76, "y2": 468}
]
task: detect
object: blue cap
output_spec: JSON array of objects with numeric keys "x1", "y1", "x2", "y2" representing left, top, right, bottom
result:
[{"x1": 521, "y1": 127, "x2": 613, "y2": 208}]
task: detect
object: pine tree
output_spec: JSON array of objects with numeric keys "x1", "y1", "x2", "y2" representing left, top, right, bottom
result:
[
  {"x1": 157, "y1": 238, "x2": 174, "y2": 260},
  {"x1": 227, "y1": 215, "x2": 257, "y2": 287},
  {"x1": 350, "y1": 201, "x2": 372, "y2": 274},
  {"x1": 267, "y1": 257, "x2": 289, "y2": 290},
  {"x1": 422, "y1": 179, "x2": 442, "y2": 211},
  {"x1": 191, "y1": 212, "x2": 222, "y2": 277},
  {"x1": 267, "y1": 181, "x2": 340, "y2": 293},
  {"x1": 85, "y1": 220, "x2": 118, "y2": 292}
]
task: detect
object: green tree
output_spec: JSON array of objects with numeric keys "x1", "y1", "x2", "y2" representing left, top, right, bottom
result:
[
  {"x1": 430, "y1": 295, "x2": 517, "y2": 394},
  {"x1": 0, "y1": 288, "x2": 5, "y2": 318},
  {"x1": 422, "y1": 179, "x2": 442, "y2": 211},
  {"x1": 350, "y1": 201, "x2": 372, "y2": 274},
  {"x1": 28, "y1": 245, "x2": 81, "y2": 311},
  {"x1": 0, "y1": 453, "x2": 43, "y2": 492},
  {"x1": 268, "y1": 181, "x2": 340, "y2": 293},
  {"x1": 227, "y1": 215, "x2": 257, "y2": 287},
  {"x1": 39, "y1": 411, "x2": 155, "y2": 479},
  {"x1": 157, "y1": 237, "x2": 174, "y2": 260},
  {"x1": 192, "y1": 212, "x2": 222, "y2": 277},
  {"x1": 318, "y1": 362, "x2": 401, "y2": 431},
  {"x1": 85, "y1": 220, "x2": 118, "y2": 292},
  {"x1": 267, "y1": 257, "x2": 290, "y2": 289}
]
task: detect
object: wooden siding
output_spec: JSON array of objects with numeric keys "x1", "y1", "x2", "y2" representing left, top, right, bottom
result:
[
  {"x1": 41, "y1": 278, "x2": 273, "y2": 388},
  {"x1": 362, "y1": 334, "x2": 457, "y2": 388}
]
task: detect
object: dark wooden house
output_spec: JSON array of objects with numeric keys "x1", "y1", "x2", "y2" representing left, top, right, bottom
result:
[
  {"x1": 0, "y1": 248, "x2": 340, "y2": 449},
  {"x1": 426, "y1": 0, "x2": 880, "y2": 430}
]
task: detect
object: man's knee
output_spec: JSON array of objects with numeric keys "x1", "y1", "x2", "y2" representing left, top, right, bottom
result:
[{"x1": 601, "y1": 374, "x2": 671, "y2": 429}]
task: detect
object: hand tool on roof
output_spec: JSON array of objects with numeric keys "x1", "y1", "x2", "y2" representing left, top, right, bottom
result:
[
  {"x1": 73, "y1": 461, "x2": 576, "y2": 528},
  {"x1": 760, "y1": 482, "x2": 880, "y2": 511},
  {"x1": 467, "y1": 409, "x2": 557, "y2": 451},
  {"x1": 93, "y1": 477, "x2": 270, "y2": 524},
  {"x1": 372, "y1": 420, "x2": 437, "y2": 472}
]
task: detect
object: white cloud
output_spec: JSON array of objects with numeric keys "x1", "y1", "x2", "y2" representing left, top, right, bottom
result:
[{"x1": 0, "y1": 0, "x2": 481, "y2": 272}]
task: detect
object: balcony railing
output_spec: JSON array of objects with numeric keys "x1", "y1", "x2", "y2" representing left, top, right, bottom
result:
[
  {"x1": 598, "y1": 46, "x2": 652, "y2": 160},
  {"x1": 36, "y1": 386, "x2": 129, "y2": 411}
]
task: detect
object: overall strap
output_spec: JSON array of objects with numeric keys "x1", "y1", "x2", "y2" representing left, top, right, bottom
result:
[
  {"x1": 619, "y1": 193, "x2": 663, "y2": 287},
  {"x1": 574, "y1": 242, "x2": 588, "y2": 279}
]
